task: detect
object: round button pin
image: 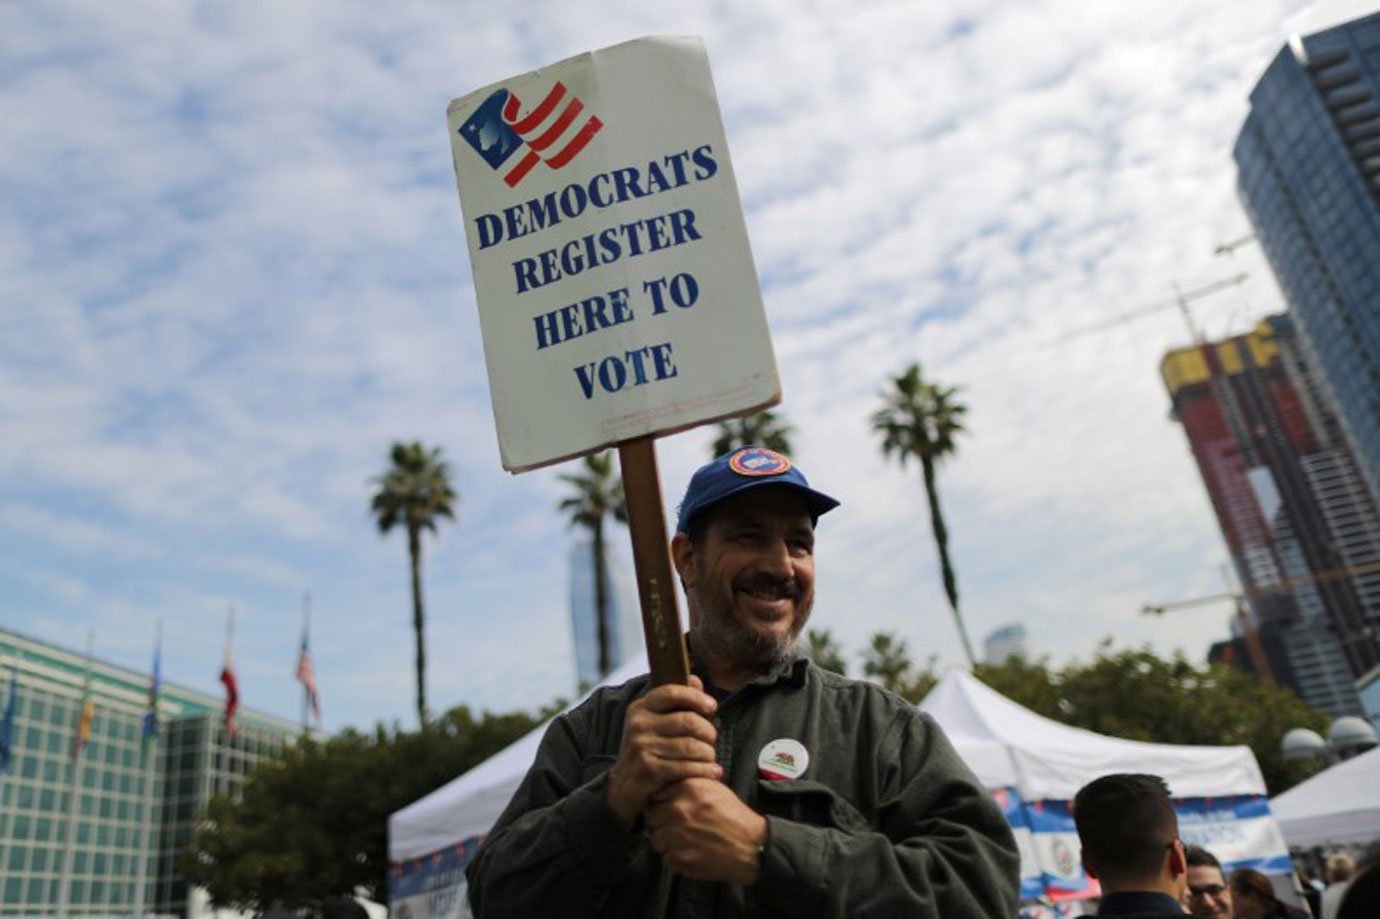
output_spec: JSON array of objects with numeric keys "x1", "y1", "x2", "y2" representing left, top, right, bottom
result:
[{"x1": 757, "y1": 738, "x2": 809, "y2": 781}]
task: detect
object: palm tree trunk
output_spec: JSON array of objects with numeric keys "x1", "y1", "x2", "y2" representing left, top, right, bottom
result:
[
  {"x1": 408, "y1": 525, "x2": 428, "y2": 726},
  {"x1": 593, "y1": 517, "x2": 611, "y2": 678},
  {"x1": 921, "y1": 456, "x2": 977, "y2": 667}
]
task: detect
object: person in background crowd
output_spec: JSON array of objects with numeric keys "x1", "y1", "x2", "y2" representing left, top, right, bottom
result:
[
  {"x1": 1072, "y1": 773, "x2": 1187, "y2": 917},
  {"x1": 1298, "y1": 866, "x2": 1323, "y2": 919},
  {"x1": 1334, "y1": 861, "x2": 1379, "y2": 919},
  {"x1": 1184, "y1": 845, "x2": 1232, "y2": 919},
  {"x1": 1319, "y1": 853, "x2": 1356, "y2": 919},
  {"x1": 1228, "y1": 868, "x2": 1306, "y2": 919}
]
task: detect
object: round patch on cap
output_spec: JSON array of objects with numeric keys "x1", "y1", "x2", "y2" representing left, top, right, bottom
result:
[
  {"x1": 757, "y1": 738, "x2": 809, "y2": 781},
  {"x1": 728, "y1": 447, "x2": 791, "y2": 477}
]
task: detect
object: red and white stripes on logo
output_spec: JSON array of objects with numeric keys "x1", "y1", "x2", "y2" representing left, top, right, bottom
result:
[{"x1": 501, "y1": 81, "x2": 603, "y2": 187}]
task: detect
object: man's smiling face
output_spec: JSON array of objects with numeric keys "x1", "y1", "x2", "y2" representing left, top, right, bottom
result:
[
  {"x1": 1186, "y1": 864, "x2": 1232, "y2": 919},
  {"x1": 675, "y1": 486, "x2": 816, "y2": 669}
]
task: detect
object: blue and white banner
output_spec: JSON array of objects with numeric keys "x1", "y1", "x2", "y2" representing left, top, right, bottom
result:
[
  {"x1": 389, "y1": 837, "x2": 482, "y2": 919},
  {"x1": 1176, "y1": 794, "x2": 1292, "y2": 874},
  {"x1": 992, "y1": 787, "x2": 1056, "y2": 901},
  {"x1": 1003, "y1": 790, "x2": 1291, "y2": 903},
  {"x1": 1022, "y1": 797, "x2": 1098, "y2": 901}
]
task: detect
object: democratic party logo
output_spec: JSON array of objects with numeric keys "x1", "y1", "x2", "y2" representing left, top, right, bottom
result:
[
  {"x1": 729, "y1": 447, "x2": 791, "y2": 477},
  {"x1": 457, "y1": 81, "x2": 603, "y2": 188}
]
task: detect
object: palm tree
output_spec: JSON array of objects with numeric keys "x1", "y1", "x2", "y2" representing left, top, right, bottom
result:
[
  {"x1": 558, "y1": 451, "x2": 627, "y2": 679},
  {"x1": 861, "y1": 631, "x2": 914, "y2": 694},
  {"x1": 711, "y1": 410, "x2": 795, "y2": 457},
  {"x1": 871, "y1": 362, "x2": 976, "y2": 667},
  {"x1": 370, "y1": 441, "x2": 458, "y2": 726},
  {"x1": 805, "y1": 628, "x2": 848, "y2": 676}
]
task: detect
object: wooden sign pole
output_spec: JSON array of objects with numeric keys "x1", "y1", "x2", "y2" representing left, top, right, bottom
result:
[{"x1": 617, "y1": 435, "x2": 690, "y2": 687}]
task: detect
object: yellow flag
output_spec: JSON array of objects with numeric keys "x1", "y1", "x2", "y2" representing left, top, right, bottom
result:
[{"x1": 72, "y1": 696, "x2": 94, "y2": 759}]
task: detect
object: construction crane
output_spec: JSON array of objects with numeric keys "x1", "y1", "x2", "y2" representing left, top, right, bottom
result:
[
  {"x1": 1047, "y1": 267, "x2": 1271, "y2": 677},
  {"x1": 1143, "y1": 557, "x2": 1380, "y2": 614},
  {"x1": 1045, "y1": 273, "x2": 1248, "y2": 346},
  {"x1": 1054, "y1": 263, "x2": 1377, "y2": 680},
  {"x1": 1142, "y1": 558, "x2": 1380, "y2": 683},
  {"x1": 1213, "y1": 233, "x2": 1257, "y2": 257},
  {"x1": 1144, "y1": 590, "x2": 1276, "y2": 683}
]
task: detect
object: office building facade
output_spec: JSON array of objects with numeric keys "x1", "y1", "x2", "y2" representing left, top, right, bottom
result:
[
  {"x1": 1162, "y1": 317, "x2": 1380, "y2": 717},
  {"x1": 1233, "y1": 12, "x2": 1380, "y2": 511},
  {"x1": 0, "y1": 628, "x2": 298, "y2": 918},
  {"x1": 983, "y1": 623, "x2": 1029, "y2": 665}
]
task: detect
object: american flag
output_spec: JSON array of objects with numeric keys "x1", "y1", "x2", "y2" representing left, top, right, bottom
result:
[
  {"x1": 297, "y1": 629, "x2": 321, "y2": 726},
  {"x1": 458, "y1": 81, "x2": 603, "y2": 188}
]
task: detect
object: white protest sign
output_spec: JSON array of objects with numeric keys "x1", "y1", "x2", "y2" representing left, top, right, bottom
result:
[{"x1": 447, "y1": 36, "x2": 779, "y2": 472}]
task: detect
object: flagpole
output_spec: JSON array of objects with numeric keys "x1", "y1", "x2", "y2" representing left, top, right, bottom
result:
[
  {"x1": 133, "y1": 730, "x2": 156, "y2": 919},
  {"x1": 55, "y1": 629, "x2": 94, "y2": 919},
  {"x1": 0, "y1": 769, "x2": 9, "y2": 909},
  {"x1": 301, "y1": 592, "x2": 311, "y2": 734},
  {"x1": 132, "y1": 619, "x2": 161, "y2": 919}
]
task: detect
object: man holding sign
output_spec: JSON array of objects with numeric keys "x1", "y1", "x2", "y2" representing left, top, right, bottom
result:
[{"x1": 466, "y1": 447, "x2": 1020, "y2": 918}]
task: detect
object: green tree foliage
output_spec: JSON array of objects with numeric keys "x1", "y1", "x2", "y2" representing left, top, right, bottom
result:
[
  {"x1": 844, "y1": 634, "x2": 1326, "y2": 794},
  {"x1": 370, "y1": 441, "x2": 458, "y2": 726},
  {"x1": 971, "y1": 655, "x2": 1065, "y2": 718},
  {"x1": 710, "y1": 410, "x2": 795, "y2": 457},
  {"x1": 558, "y1": 451, "x2": 628, "y2": 678},
  {"x1": 860, "y1": 631, "x2": 940, "y2": 703},
  {"x1": 182, "y1": 705, "x2": 547, "y2": 912},
  {"x1": 870, "y1": 362, "x2": 975, "y2": 667},
  {"x1": 805, "y1": 628, "x2": 848, "y2": 676},
  {"x1": 861, "y1": 631, "x2": 912, "y2": 694},
  {"x1": 980, "y1": 642, "x2": 1328, "y2": 795}
]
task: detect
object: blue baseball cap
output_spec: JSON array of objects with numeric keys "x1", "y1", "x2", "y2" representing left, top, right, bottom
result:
[{"x1": 675, "y1": 446, "x2": 840, "y2": 533}]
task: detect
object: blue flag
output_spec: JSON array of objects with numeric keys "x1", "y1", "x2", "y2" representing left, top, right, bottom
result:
[
  {"x1": 0, "y1": 667, "x2": 16, "y2": 774},
  {"x1": 142, "y1": 643, "x2": 161, "y2": 743}
]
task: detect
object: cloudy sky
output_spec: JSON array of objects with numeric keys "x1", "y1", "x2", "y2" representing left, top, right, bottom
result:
[{"x1": 3, "y1": 0, "x2": 1372, "y2": 732}]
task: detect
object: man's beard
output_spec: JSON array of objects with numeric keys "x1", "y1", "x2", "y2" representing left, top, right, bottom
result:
[{"x1": 687, "y1": 573, "x2": 809, "y2": 671}]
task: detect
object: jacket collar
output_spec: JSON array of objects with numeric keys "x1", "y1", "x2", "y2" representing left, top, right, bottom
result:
[
  {"x1": 688, "y1": 643, "x2": 809, "y2": 700},
  {"x1": 1097, "y1": 891, "x2": 1186, "y2": 916}
]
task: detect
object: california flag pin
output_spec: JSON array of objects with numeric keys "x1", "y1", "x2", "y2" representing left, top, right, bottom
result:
[{"x1": 757, "y1": 738, "x2": 809, "y2": 781}]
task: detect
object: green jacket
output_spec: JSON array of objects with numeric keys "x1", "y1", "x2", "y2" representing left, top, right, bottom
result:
[{"x1": 466, "y1": 656, "x2": 1019, "y2": 918}]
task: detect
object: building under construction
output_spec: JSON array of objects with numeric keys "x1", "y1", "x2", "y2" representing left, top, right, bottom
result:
[{"x1": 1161, "y1": 315, "x2": 1380, "y2": 717}]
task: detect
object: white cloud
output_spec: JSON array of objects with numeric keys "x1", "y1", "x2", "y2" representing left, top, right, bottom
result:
[{"x1": 2, "y1": 0, "x2": 1374, "y2": 731}]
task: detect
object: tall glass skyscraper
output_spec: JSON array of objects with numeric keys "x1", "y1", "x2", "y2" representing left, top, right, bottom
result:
[
  {"x1": 1233, "y1": 12, "x2": 1380, "y2": 512},
  {"x1": 568, "y1": 539, "x2": 642, "y2": 688},
  {"x1": 0, "y1": 627, "x2": 299, "y2": 918}
]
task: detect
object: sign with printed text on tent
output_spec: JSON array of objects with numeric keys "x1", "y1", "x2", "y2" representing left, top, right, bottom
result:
[{"x1": 447, "y1": 35, "x2": 779, "y2": 472}]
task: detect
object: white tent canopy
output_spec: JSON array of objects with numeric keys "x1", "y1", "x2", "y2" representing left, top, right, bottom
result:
[
  {"x1": 917, "y1": 670, "x2": 1268, "y2": 800},
  {"x1": 1270, "y1": 744, "x2": 1380, "y2": 846},
  {"x1": 389, "y1": 653, "x2": 649, "y2": 862},
  {"x1": 390, "y1": 665, "x2": 1271, "y2": 863}
]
